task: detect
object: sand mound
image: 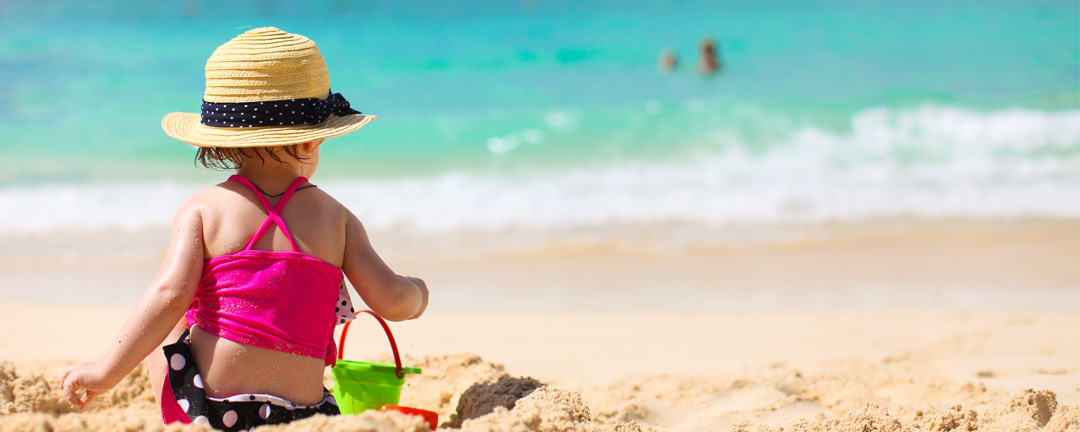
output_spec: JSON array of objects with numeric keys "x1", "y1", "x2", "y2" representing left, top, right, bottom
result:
[
  {"x1": 908, "y1": 404, "x2": 979, "y2": 431},
  {"x1": 1, "y1": 361, "x2": 70, "y2": 416},
  {"x1": 389, "y1": 353, "x2": 513, "y2": 425},
  {"x1": 0, "y1": 355, "x2": 1075, "y2": 432},
  {"x1": 0, "y1": 361, "x2": 155, "y2": 417},
  {"x1": 741, "y1": 389, "x2": 1076, "y2": 432},
  {"x1": 0, "y1": 409, "x2": 192, "y2": 432},
  {"x1": 391, "y1": 354, "x2": 644, "y2": 431},
  {"x1": 449, "y1": 376, "x2": 544, "y2": 427},
  {"x1": 458, "y1": 386, "x2": 646, "y2": 432},
  {"x1": 979, "y1": 389, "x2": 1062, "y2": 432},
  {"x1": 1044, "y1": 405, "x2": 1080, "y2": 431}
]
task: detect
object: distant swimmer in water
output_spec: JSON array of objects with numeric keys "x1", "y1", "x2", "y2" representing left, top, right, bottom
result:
[
  {"x1": 658, "y1": 48, "x2": 678, "y2": 73},
  {"x1": 699, "y1": 38, "x2": 721, "y2": 75}
]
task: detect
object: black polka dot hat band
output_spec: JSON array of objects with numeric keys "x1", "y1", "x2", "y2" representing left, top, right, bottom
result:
[
  {"x1": 162, "y1": 27, "x2": 375, "y2": 148},
  {"x1": 199, "y1": 91, "x2": 360, "y2": 128}
]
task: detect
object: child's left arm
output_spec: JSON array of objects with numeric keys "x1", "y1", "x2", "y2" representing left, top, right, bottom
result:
[{"x1": 61, "y1": 197, "x2": 206, "y2": 410}]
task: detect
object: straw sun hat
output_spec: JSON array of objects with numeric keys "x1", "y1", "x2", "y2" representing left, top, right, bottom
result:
[{"x1": 162, "y1": 27, "x2": 375, "y2": 148}]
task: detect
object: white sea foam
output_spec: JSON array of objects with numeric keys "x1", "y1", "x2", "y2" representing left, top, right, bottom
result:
[
  {"x1": 0, "y1": 182, "x2": 197, "y2": 236},
  {"x1": 2, "y1": 106, "x2": 1077, "y2": 241}
]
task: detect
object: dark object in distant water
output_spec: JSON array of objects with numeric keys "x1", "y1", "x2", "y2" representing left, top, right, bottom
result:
[
  {"x1": 659, "y1": 48, "x2": 678, "y2": 73},
  {"x1": 699, "y1": 38, "x2": 721, "y2": 75}
]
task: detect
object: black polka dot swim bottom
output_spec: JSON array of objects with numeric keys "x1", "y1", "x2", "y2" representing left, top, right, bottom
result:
[{"x1": 163, "y1": 330, "x2": 341, "y2": 431}]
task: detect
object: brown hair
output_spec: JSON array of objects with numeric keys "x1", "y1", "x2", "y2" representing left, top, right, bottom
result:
[{"x1": 194, "y1": 145, "x2": 310, "y2": 170}]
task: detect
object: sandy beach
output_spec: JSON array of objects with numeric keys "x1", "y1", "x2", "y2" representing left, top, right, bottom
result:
[
  {"x1": 0, "y1": 220, "x2": 1077, "y2": 431},
  {"x1": 2, "y1": 0, "x2": 1078, "y2": 429}
]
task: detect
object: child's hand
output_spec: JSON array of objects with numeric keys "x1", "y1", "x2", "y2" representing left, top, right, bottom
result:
[{"x1": 61, "y1": 362, "x2": 114, "y2": 410}]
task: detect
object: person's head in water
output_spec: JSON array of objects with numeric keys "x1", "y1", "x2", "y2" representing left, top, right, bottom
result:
[
  {"x1": 659, "y1": 48, "x2": 678, "y2": 73},
  {"x1": 699, "y1": 38, "x2": 721, "y2": 75}
]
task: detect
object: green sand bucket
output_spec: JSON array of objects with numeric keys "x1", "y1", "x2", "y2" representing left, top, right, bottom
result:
[{"x1": 331, "y1": 310, "x2": 421, "y2": 414}]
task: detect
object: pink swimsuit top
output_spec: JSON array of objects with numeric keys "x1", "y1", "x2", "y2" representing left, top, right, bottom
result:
[{"x1": 185, "y1": 175, "x2": 344, "y2": 367}]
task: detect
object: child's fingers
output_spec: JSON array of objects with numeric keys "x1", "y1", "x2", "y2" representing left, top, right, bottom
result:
[
  {"x1": 79, "y1": 389, "x2": 98, "y2": 407},
  {"x1": 62, "y1": 376, "x2": 84, "y2": 410}
]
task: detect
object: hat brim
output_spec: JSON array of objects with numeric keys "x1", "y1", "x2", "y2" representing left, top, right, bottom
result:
[{"x1": 162, "y1": 112, "x2": 376, "y2": 148}]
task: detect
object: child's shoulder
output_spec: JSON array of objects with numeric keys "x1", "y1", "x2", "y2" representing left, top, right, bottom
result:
[
  {"x1": 165, "y1": 182, "x2": 231, "y2": 222},
  {"x1": 181, "y1": 181, "x2": 247, "y2": 205}
]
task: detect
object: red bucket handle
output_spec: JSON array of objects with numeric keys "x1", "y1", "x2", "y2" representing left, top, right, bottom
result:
[{"x1": 338, "y1": 310, "x2": 405, "y2": 379}]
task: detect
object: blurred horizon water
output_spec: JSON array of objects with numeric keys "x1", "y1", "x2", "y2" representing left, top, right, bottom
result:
[{"x1": 0, "y1": 0, "x2": 1078, "y2": 249}]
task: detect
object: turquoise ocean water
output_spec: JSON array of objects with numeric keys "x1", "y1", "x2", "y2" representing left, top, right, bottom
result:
[{"x1": 0, "y1": 0, "x2": 1077, "y2": 245}]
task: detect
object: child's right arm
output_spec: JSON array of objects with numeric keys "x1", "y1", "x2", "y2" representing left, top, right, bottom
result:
[
  {"x1": 342, "y1": 211, "x2": 428, "y2": 321},
  {"x1": 61, "y1": 196, "x2": 205, "y2": 409}
]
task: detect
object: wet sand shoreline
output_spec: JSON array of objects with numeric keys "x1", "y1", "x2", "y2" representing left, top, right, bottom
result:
[{"x1": 1, "y1": 218, "x2": 1077, "y2": 309}]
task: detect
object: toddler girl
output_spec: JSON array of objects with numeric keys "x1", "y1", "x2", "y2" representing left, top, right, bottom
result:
[{"x1": 60, "y1": 27, "x2": 429, "y2": 430}]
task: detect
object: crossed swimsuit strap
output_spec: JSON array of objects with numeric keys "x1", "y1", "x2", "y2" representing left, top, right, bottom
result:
[
  {"x1": 228, "y1": 175, "x2": 309, "y2": 252},
  {"x1": 226, "y1": 174, "x2": 358, "y2": 325}
]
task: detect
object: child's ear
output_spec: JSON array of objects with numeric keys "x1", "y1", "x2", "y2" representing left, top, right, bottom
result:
[{"x1": 300, "y1": 140, "x2": 322, "y2": 156}]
